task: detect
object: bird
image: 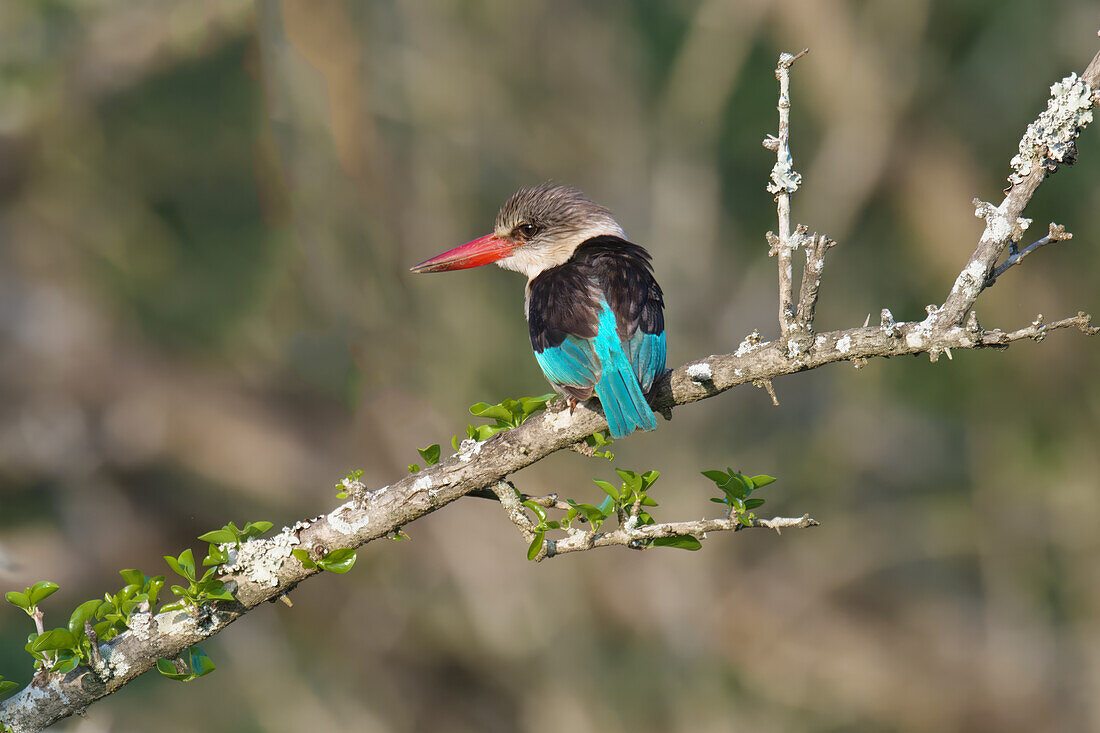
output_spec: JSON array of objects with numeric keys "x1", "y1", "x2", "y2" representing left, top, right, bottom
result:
[{"x1": 410, "y1": 183, "x2": 665, "y2": 439}]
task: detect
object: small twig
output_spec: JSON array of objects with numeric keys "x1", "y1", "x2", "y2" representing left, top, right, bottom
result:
[
  {"x1": 986, "y1": 223, "x2": 1072, "y2": 286},
  {"x1": 468, "y1": 485, "x2": 571, "y2": 512},
  {"x1": 765, "y1": 49, "x2": 809, "y2": 339},
  {"x1": 544, "y1": 514, "x2": 819, "y2": 559},
  {"x1": 488, "y1": 481, "x2": 539, "y2": 543},
  {"x1": 795, "y1": 233, "x2": 835, "y2": 333},
  {"x1": 980, "y1": 311, "x2": 1098, "y2": 345},
  {"x1": 84, "y1": 621, "x2": 103, "y2": 672}
]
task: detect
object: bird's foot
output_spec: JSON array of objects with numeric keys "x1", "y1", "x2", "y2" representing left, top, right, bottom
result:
[{"x1": 567, "y1": 398, "x2": 578, "y2": 415}]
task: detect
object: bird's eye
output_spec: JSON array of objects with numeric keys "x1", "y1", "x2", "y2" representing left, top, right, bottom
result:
[{"x1": 514, "y1": 223, "x2": 536, "y2": 239}]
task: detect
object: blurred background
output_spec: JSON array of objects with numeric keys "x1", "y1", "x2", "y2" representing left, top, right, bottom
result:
[{"x1": 2, "y1": 1, "x2": 1099, "y2": 731}]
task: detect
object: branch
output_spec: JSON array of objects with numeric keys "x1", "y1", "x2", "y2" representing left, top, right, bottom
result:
[
  {"x1": 764, "y1": 49, "x2": 809, "y2": 339},
  {"x1": 488, "y1": 479, "x2": 817, "y2": 561},
  {"x1": 4, "y1": 42, "x2": 1100, "y2": 733},
  {"x1": 937, "y1": 66, "x2": 1100, "y2": 326}
]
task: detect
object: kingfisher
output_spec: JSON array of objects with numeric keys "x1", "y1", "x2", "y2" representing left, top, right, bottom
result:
[{"x1": 410, "y1": 183, "x2": 666, "y2": 439}]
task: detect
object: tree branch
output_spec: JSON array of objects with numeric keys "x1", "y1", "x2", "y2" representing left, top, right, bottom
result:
[{"x1": 3, "y1": 41, "x2": 1100, "y2": 733}]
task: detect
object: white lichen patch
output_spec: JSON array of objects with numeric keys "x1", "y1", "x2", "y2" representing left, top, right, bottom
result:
[
  {"x1": 101, "y1": 648, "x2": 130, "y2": 680},
  {"x1": 786, "y1": 338, "x2": 803, "y2": 359},
  {"x1": 326, "y1": 502, "x2": 371, "y2": 538},
  {"x1": 686, "y1": 363, "x2": 713, "y2": 382},
  {"x1": 412, "y1": 474, "x2": 433, "y2": 493},
  {"x1": 974, "y1": 200, "x2": 1031, "y2": 244},
  {"x1": 126, "y1": 610, "x2": 153, "y2": 640},
  {"x1": 23, "y1": 677, "x2": 69, "y2": 710},
  {"x1": 733, "y1": 368, "x2": 744, "y2": 378},
  {"x1": 767, "y1": 150, "x2": 802, "y2": 195},
  {"x1": 835, "y1": 335, "x2": 852, "y2": 354},
  {"x1": 457, "y1": 438, "x2": 485, "y2": 460},
  {"x1": 221, "y1": 529, "x2": 302, "y2": 587},
  {"x1": 1009, "y1": 73, "x2": 1097, "y2": 186},
  {"x1": 905, "y1": 331, "x2": 924, "y2": 349}
]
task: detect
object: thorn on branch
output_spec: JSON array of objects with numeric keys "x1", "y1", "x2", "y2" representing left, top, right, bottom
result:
[{"x1": 754, "y1": 379, "x2": 780, "y2": 406}]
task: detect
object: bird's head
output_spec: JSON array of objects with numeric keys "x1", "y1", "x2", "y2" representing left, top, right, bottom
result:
[{"x1": 410, "y1": 183, "x2": 625, "y2": 279}]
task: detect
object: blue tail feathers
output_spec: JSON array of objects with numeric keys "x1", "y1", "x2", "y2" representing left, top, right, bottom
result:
[
  {"x1": 592, "y1": 303, "x2": 658, "y2": 439},
  {"x1": 594, "y1": 349, "x2": 658, "y2": 438}
]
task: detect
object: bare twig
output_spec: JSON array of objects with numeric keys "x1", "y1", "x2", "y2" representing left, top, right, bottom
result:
[
  {"x1": 765, "y1": 49, "x2": 809, "y2": 339},
  {"x1": 986, "y1": 222, "x2": 1073, "y2": 285},
  {"x1": 795, "y1": 233, "x2": 835, "y2": 333}
]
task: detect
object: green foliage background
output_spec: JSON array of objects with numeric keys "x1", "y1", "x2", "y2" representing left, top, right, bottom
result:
[{"x1": 2, "y1": 1, "x2": 1100, "y2": 731}]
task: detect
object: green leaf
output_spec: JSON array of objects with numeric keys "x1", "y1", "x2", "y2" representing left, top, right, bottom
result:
[
  {"x1": 118, "y1": 569, "x2": 144, "y2": 587},
  {"x1": 50, "y1": 651, "x2": 80, "y2": 674},
  {"x1": 196, "y1": 529, "x2": 237, "y2": 544},
  {"x1": 0, "y1": 679, "x2": 19, "y2": 697},
  {"x1": 317, "y1": 549, "x2": 357, "y2": 574},
  {"x1": 527, "y1": 531, "x2": 545, "y2": 561},
  {"x1": 593, "y1": 479, "x2": 620, "y2": 501},
  {"x1": 522, "y1": 500, "x2": 547, "y2": 523},
  {"x1": 204, "y1": 545, "x2": 230, "y2": 567},
  {"x1": 653, "y1": 535, "x2": 703, "y2": 551},
  {"x1": 156, "y1": 659, "x2": 181, "y2": 678},
  {"x1": 200, "y1": 585, "x2": 236, "y2": 602},
  {"x1": 407, "y1": 463, "x2": 420, "y2": 473},
  {"x1": 451, "y1": 435, "x2": 460, "y2": 451},
  {"x1": 640, "y1": 495, "x2": 659, "y2": 507},
  {"x1": 69, "y1": 600, "x2": 104, "y2": 637},
  {"x1": 640, "y1": 470, "x2": 660, "y2": 490},
  {"x1": 5, "y1": 591, "x2": 29, "y2": 611},
  {"x1": 30, "y1": 628, "x2": 76, "y2": 653},
  {"x1": 709, "y1": 497, "x2": 728, "y2": 504},
  {"x1": 165, "y1": 549, "x2": 196, "y2": 581},
  {"x1": 718, "y1": 474, "x2": 752, "y2": 502},
  {"x1": 291, "y1": 548, "x2": 317, "y2": 570},
  {"x1": 417, "y1": 444, "x2": 441, "y2": 466},
  {"x1": 28, "y1": 581, "x2": 60, "y2": 608},
  {"x1": 244, "y1": 521, "x2": 273, "y2": 537},
  {"x1": 157, "y1": 646, "x2": 216, "y2": 682},
  {"x1": 749, "y1": 475, "x2": 776, "y2": 489},
  {"x1": 469, "y1": 402, "x2": 513, "y2": 422},
  {"x1": 744, "y1": 498, "x2": 765, "y2": 510},
  {"x1": 188, "y1": 646, "x2": 216, "y2": 677},
  {"x1": 615, "y1": 468, "x2": 642, "y2": 495},
  {"x1": 701, "y1": 469, "x2": 730, "y2": 484},
  {"x1": 596, "y1": 495, "x2": 615, "y2": 517}
]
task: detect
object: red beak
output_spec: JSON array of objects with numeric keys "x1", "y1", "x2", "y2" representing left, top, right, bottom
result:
[{"x1": 409, "y1": 234, "x2": 519, "y2": 273}]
